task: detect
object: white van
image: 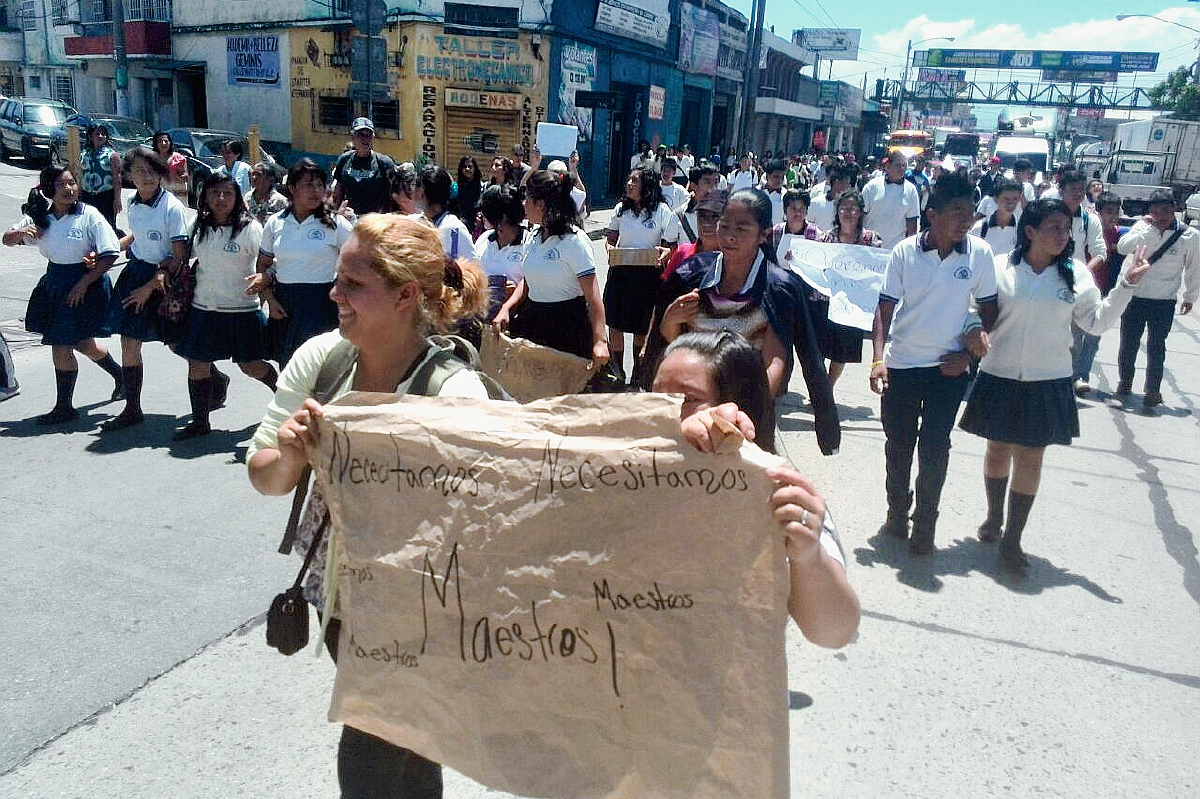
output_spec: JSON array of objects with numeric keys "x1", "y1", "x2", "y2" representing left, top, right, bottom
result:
[{"x1": 992, "y1": 135, "x2": 1050, "y2": 177}]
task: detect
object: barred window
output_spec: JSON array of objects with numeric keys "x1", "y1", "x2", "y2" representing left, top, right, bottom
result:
[
  {"x1": 318, "y1": 95, "x2": 353, "y2": 129},
  {"x1": 50, "y1": 0, "x2": 67, "y2": 25},
  {"x1": 20, "y1": 0, "x2": 36, "y2": 30},
  {"x1": 371, "y1": 99, "x2": 398, "y2": 132},
  {"x1": 54, "y1": 73, "x2": 74, "y2": 106}
]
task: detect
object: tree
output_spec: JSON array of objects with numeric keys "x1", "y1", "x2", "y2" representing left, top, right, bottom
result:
[{"x1": 1148, "y1": 66, "x2": 1200, "y2": 120}]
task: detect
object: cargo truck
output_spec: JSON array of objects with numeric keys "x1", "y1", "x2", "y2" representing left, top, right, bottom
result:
[{"x1": 1089, "y1": 116, "x2": 1200, "y2": 216}]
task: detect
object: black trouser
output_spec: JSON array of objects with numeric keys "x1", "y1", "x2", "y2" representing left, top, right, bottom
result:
[
  {"x1": 881, "y1": 366, "x2": 971, "y2": 520},
  {"x1": 325, "y1": 619, "x2": 444, "y2": 798},
  {"x1": 1117, "y1": 297, "x2": 1175, "y2": 394}
]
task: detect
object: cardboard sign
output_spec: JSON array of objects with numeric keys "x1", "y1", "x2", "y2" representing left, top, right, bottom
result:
[
  {"x1": 785, "y1": 237, "x2": 890, "y2": 331},
  {"x1": 479, "y1": 328, "x2": 594, "y2": 402},
  {"x1": 535, "y1": 122, "x2": 580, "y2": 159},
  {"x1": 312, "y1": 393, "x2": 790, "y2": 799}
]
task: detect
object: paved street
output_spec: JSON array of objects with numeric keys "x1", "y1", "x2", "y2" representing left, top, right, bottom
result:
[{"x1": 1, "y1": 159, "x2": 1198, "y2": 798}]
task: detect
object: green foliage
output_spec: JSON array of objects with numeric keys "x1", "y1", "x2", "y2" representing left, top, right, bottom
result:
[{"x1": 1148, "y1": 66, "x2": 1200, "y2": 120}]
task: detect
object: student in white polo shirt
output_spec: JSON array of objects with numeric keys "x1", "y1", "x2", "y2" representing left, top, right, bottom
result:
[
  {"x1": 968, "y1": 178, "x2": 1022, "y2": 258},
  {"x1": 104, "y1": 146, "x2": 189, "y2": 431},
  {"x1": 250, "y1": 159, "x2": 353, "y2": 367},
  {"x1": 1056, "y1": 169, "x2": 1109, "y2": 395},
  {"x1": 959, "y1": 199, "x2": 1148, "y2": 570},
  {"x1": 1114, "y1": 188, "x2": 1200, "y2": 410},
  {"x1": 862, "y1": 155, "x2": 920, "y2": 249},
  {"x1": 869, "y1": 174, "x2": 999, "y2": 555}
]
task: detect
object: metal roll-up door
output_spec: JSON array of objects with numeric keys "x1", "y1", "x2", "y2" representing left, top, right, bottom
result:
[{"x1": 445, "y1": 108, "x2": 518, "y2": 168}]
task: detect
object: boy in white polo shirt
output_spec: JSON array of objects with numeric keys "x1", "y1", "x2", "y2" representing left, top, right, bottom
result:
[{"x1": 870, "y1": 174, "x2": 999, "y2": 554}]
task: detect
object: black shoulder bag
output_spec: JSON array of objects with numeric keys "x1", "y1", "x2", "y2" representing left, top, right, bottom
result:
[{"x1": 266, "y1": 341, "x2": 358, "y2": 655}]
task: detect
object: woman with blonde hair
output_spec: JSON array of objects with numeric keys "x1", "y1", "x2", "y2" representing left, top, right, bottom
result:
[{"x1": 247, "y1": 213, "x2": 489, "y2": 798}]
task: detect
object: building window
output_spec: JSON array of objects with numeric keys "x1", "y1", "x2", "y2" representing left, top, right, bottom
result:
[
  {"x1": 444, "y1": 2, "x2": 518, "y2": 38},
  {"x1": 87, "y1": 0, "x2": 110, "y2": 23},
  {"x1": 370, "y1": 98, "x2": 398, "y2": 133},
  {"x1": 19, "y1": 0, "x2": 35, "y2": 30},
  {"x1": 318, "y1": 95, "x2": 353, "y2": 129},
  {"x1": 54, "y1": 73, "x2": 74, "y2": 106},
  {"x1": 29, "y1": 74, "x2": 41, "y2": 90},
  {"x1": 126, "y1": 0, "x2": 169, "y2": 22},
  {"x1": 50, "y1": 0, "x2": 66, "y2": 24}
]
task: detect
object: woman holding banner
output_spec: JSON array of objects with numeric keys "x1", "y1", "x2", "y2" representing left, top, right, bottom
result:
[
  {"x1": 655, "y1": 330, "x2": 859, "y2": 648},
  {"x1": 813, "y1": 190, "x2": 883, "y2": 388},
  {"x1": 248, "y1": 213, "x2": 491, "y2": 798}
]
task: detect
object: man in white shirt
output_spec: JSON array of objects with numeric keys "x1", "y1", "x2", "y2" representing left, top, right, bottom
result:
[
  {"x1": 760, "y1": 158, "x2": 788, "y2": 225},
  {"x1": 1114, "y1": 189, "x2": 1200, "y2": 410},
  {"x1": 870, "y1": 174, "x2": 999, "y2": 554},
  {"x1": 807, "y1": 165, "x2": 852, "y2": 232},
  {"x1": 968, "y1": 178, "x2": 1022, "y2": 257},
  {"x1": 658, "y1": 158, "x2": 688, "y2": 211},
  {"x1": 675, "y1": 163, "x2": 721, "y2": 243},
  {"x1": 862, "y1": 155, "x2": 921, "y2": 249},
  {"x1": 676, "y1": 145, "x2": 695, "y2": 174}
]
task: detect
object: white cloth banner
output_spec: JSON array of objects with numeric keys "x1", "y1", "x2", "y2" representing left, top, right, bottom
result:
[{"x1": 785, "y1": 238, "x2": 890, "y2": 332}]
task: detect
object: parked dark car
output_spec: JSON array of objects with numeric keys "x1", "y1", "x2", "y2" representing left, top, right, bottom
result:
[
  {"x1": 0, "y1": 97, "x2": 76, "y2": 165},
  {"x1": 165, "y1": 127, "x2": 282, "y2": 207},
  {"x1": 52, "y1": 114, "x2": 154, "y2": 166}
]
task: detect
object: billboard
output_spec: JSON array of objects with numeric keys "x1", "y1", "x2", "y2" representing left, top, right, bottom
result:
[
  {"x1": 595, "y1": 0, "x2": 670, "y2": 48},
  {"x1": 796, "y1": 28, "x2": 860, "y2": 60},
  {"x1": 918, "y1": 68, "x2": 966, "y2": 83},
  {"x1": 1042, "y1": 69, "x2": 1117, "y2": 83},
  {"x1": 916, "y1": 49, "x2": 1159, "y2": 73},
  {"x1": 226, "y1": 35, "x2": 281, "y2": 87},
  {"x1": 679, "y1": 4, "x2": 720, "y2": 76}
]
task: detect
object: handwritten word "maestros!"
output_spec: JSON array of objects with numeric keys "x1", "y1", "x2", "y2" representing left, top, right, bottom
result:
[
  {"x1": 534, "y1": 438, "x2": 749, "y2": 501},
  {"x1": 421, "y1": 543, "x2": 622, "y2": 696},
  {"x1": 326, "y1": 427, "x2": 480, "y2": 497},
  {"x1": 594, "y1": 579, "x2": 694, "y2": 611},
  {"x1": 347, "y1": 634, "x2": 419, "y2": 668}
]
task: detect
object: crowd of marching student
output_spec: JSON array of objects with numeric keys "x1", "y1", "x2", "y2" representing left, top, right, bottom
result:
[{"x1": 4, "y1": 112, "x2": 1199, "y2": 796}]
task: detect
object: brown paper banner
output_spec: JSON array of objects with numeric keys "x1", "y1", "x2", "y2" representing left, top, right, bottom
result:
[
  {"x1": 607, "y1": 247, "x2": 660, "y2": 267},
  {"x1": 312, "y1": 392, "x2": 790, "y2": 799},
  {"x1": 480, "y1": 328, "x2": 594, "y2": 402}
]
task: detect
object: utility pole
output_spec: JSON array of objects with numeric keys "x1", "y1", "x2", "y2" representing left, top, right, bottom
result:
[
  {"x1": 737, "y1": 0, "x2": 766, "y2": 156},
  {"x1": 112, "y1": 0, "x2": 130, "y2": 116}
]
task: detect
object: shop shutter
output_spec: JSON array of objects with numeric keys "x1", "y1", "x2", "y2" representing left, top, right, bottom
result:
[{"x1": 444, "y1": 108, "x2": 518, "y2": 169}]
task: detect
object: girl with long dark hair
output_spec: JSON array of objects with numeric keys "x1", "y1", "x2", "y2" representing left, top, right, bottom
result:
[
  {"x1": 153, "y1": 130, "x2": 189, "y2": 207},
  {"x1": 103, "y1": 146, "x2": 190, "y2": 430},
  {"x1": 2, "y1": 166, "x2": 123, "y2": 424},
  {"x1": 473, "y1": 183, "x2": 526, "y2": 319},
  {"x1": 603, "y1": 164, "x2": 679, "y2": 385},
  {"x1": 959, "y1": 199, "x2": 1151, "y2": 569},
  {"x1": 493, "y1": 170, "x2": 609, "y2": 368},
  {"x1": 812, "y1": 190, "x2": 883, "y2": 388},
  {"x1": 450, "y1": 156, "x2": 482, "y2": 225},
  {"x1": 172, "y1": 172, "x2": 278, "y2": 439},
  {"x1": 250, "y1": 158, "x2": 354, "y2": 366}
]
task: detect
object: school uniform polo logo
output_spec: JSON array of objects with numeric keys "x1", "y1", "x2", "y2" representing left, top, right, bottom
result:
[
  {"x1": 146, "y1": 230, "x2": 163, "y2": 241},
  {"x1": 66, "y1": 228, "x2": 84, "y2": 240},
  {"x1": 1058, "y1": 288, "x2": 1075, "y2": 303},
  {"x1": 544, "y1": 247, "x2": 561, "y2": 261},
  {"x1": 642, "y1": 218, "x2": 657, "y2": 229},
  {"x1": 307, "y1": 228, "x2": 326, "y2": 241},
  {"x1": 953, "y1": 265, "x2": 971, "y2": 280},
  {"x1": 507, "y1": 250, "x2": 523, "y2": 264},
  {"x1": 223, "y1": 241, "x2": 241, "y2": 253}
]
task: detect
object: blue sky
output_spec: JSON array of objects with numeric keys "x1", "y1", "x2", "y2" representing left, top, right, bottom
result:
[{"x1": 722, "y1": 3, "x2": 1200, "y2": 111}]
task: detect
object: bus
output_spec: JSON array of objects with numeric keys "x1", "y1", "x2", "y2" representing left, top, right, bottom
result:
[{"x1": 886, "y1": 129, "x2": 933, "y2": 160}]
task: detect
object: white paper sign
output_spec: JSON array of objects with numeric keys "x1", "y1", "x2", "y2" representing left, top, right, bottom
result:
[
  {"x1": 785, "y1": 238, "x2": 890, "y2": 332},
  {"x1": 536, "y1": 122, "x2": 580, "y2": 159}
]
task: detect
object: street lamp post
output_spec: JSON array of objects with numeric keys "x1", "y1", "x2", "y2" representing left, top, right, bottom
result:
[
  {"x1": 1116, "y1": 14, "x2": 1200, "y2": 85},
  {"x1": 894, "y1": 36, "x2": 955, "y2": 130}
]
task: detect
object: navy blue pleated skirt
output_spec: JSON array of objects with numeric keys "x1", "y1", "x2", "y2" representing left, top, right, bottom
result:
[
  {"x1": 175, "y1": 307, "x2": 268, "y2": 363},
  {"x1": 25, "y1": 262, "x2": 113, "y2": 345},
  {"x1": 603, "y1": 266, "x2": 661, "y2": 333},
  {"x1": 265, "y1": 281, "x2": 338, "y2": 366},
  {"x1": 109, "y1": 258, "x2": 163, "y2": 341},
  {"x1": 959, "y1": 371, "x2": 1079, "y2": 448},
  {"x1": 509, "y1": 296, "x2": 593, "y2": 360}
]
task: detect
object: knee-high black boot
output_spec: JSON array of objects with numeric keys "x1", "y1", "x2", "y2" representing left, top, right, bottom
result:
[
  {"x1": 999, "y1": 491, "x2": 1036, "y2": 569},
  {"x1": 92, "y1": 352, "x2": 124, "y2": 401},
  {"x1": 175, "y1": 377, "x2": 213, "y2": 440},
  {"x1": 978, "y1": 476, "x2": 1007, "y2": 542},
  {"x1": 102, "y1": 366, "x2": 145, "y2": 430},
  {"x1": 37, "y1": 369, "x2": 79, "y2": 425},
  {"x1": 210, "y1": 365, "x2": 231, "y2": 408}
]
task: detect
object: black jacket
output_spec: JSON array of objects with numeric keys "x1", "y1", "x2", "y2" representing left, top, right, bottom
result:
[{"x1": 645, "y1": 250, "x2": 841, "y2": 455}]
